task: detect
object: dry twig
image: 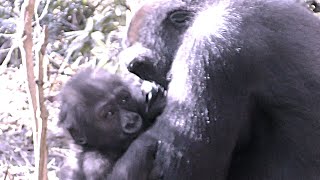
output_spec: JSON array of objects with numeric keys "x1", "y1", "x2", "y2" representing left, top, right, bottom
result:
[{"x1": 22, "y1": 0, "x2": 49, "y2": 179}]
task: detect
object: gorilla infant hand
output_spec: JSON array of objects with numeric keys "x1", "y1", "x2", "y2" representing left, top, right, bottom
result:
[
  {"x1": 111, "y1": 0, "x2": 320, "y2": 179},
  {"x1": 58, "y1": 68, "x2": 165, "y2": 180}
]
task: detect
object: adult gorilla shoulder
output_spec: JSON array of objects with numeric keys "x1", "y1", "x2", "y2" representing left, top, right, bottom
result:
[{"x1": 111, "y1": 0, "x2": 320, "y2": 179}]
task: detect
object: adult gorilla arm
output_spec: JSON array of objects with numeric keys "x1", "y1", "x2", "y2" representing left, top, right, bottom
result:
[
  {"x1": 107, "y1": 132, "x2": 159, "y2": 180},
  {"x1": 109, "y1": 0, "x2": 320, "y2": 179}
]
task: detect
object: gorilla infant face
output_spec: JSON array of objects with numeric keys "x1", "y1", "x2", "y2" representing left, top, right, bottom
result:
[{"x1": 59, "y1": 68, "x2": 147, "y2": 151}]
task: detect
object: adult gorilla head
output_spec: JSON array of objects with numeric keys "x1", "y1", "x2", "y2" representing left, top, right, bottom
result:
[
  {"x1": 123, "y1": 0, "x2": 196, "y2": 89},
  {"x1": 111, "y1": 0, "x2": 320, "y2": 179}
]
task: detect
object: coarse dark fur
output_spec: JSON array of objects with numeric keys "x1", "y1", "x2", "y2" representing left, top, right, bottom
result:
[{"x1": 109, "y1": 0, "x2": 320, "y2": 179}]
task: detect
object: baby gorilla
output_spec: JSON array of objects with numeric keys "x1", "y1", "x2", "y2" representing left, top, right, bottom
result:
[{"x1": 58, "y1": 68, "x2": 164, "y2": 180}]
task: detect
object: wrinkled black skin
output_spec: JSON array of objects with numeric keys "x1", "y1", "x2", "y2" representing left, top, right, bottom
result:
[
  {"x1": 58, "y1": 68, "x2": 165, "y2": 180},
  {"x1": 109, "y1": 0, "x2": 320, "y2": 180}
]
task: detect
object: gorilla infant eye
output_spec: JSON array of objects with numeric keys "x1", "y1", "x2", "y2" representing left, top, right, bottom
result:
[
  {"x1": 98, "y1": 107, "x2": 115, "y2": 119},
  {"x1": 67, "y1": 127, "x2": 76, "y2": 137},
  {"x1": 169, "y1": 10, "x2": 193, "y2": 27},
  {"x1": 121, "y1": 95, "x2": 130, "y2": 104},
  {"x1": 117, "y1": 89, "x2": 131, "y2": 104}
]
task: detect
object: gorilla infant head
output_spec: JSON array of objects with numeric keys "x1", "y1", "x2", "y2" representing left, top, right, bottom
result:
[
  {"x1": 59, "y1": 67, "x2": 152, "y2": 153},
  {"x1": 58, "y1": 67, "x2": 165, "y2": 179}
]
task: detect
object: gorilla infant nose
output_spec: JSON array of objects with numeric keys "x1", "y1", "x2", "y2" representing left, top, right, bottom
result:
[{"x1": 122, "y1": 113, "x2": 143, "y2": 134}]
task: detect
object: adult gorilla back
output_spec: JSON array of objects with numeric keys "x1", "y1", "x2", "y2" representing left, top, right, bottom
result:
[{"x1": 112, "y1": 0, "x2": 320, "y2": 179}]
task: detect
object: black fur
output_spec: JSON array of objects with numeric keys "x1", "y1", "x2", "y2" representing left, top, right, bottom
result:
[{"x1": 110, "y1": 0, "x2": 320, "y2": 179}]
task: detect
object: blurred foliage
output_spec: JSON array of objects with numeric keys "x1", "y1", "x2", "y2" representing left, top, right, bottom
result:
[
  {"x1": 0, "y1": 0, "x2": 128, "y2": 72},
  {"x1": 0, "y1": 0, "x2": 19, "y2": 66}
]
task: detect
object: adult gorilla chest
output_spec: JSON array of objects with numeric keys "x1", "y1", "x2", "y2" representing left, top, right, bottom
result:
[{"x1": 120, "y1": 0, "x2": 320, "y2": 179}]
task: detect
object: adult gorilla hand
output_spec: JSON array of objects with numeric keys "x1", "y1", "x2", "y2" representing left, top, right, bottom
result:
[{"x1": 108, "y1": 133, "x2": 160, "y2": 180}]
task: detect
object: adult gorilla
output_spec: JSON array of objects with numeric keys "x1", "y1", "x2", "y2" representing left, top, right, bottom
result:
[{"x1": 109, "y1": 0, "x2": 320, "y2": 179}]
